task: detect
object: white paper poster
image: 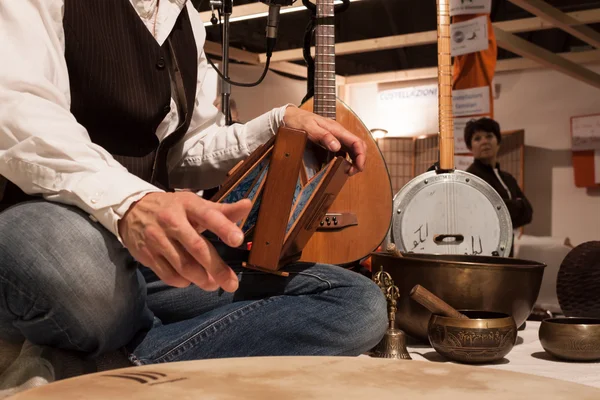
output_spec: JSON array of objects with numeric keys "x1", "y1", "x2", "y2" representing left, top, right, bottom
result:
[
  {"x1": 454, "y1": 116, "x2": 476, "y2": 153},
  {"x1": 595, "y1": 151, "x2": 600, "y2": 184},
  {"x1": 377, "y1": 85, "x2": 439, "y2": 136},
  {"x1": 455, "y1": 155, "x2": 474, "y2": 171},
  {"x1": 451, "y1": 16, "x2": 489, "y2": 57},
  {"x1": 453, "y1": 86, "x2": 490, "y2": 117},
  {"x1": 450, "y1": 0, "x2": 492, "y2": 17},
  {"x1": 571, "y1": 114, "x2": 600, "y2": 151}
]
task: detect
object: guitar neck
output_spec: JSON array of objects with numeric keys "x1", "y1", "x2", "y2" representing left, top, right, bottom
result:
[
  {"x1": 315, "y1": 0, "x2": 337, "y2": 120},
  {"x1": 437, "y1": 0, "x2": 454, "y2": 170}
]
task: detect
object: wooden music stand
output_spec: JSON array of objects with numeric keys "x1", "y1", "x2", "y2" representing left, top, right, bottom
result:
[{"x1": 211, "y1": 127, "x2": 351, "y2": 275}]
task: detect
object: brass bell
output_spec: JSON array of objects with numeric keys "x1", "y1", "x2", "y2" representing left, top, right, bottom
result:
[
  {"x1": 370, "y1": 266, "x2": 412, "y2": 360},
  {"x1": 371, "y1": 327, "x2": 412, "y2": 360}
]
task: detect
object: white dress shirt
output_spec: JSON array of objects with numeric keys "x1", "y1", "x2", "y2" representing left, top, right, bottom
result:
[{"x1": 0, "y1": 0, "x2": 288, "y2": 240}]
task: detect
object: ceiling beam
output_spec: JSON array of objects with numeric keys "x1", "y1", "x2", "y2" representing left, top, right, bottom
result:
[
  {"x1": 264, "y1": 61, "x2": 347, "y2": 84},
  {"x1": 508, "y1": 0, "x2": 600, "y2": 49},
  {"x1": 203, "y1": 42, "x2": 347, "y2": 82},
  {"x1": 204, "y1": 41, "x2": 308, "y2": 79},
  {"x1": 343, "y1": 50, "x2": 600, "y2": 86},
  {"x1": 199, "y1": 2, "x2": 265, "y2": 22},
  {"x1": 204, "y1": 41, "x2": 259, "y2": 64},
  {"x1": 264, "y1": 31, "x2": 437, "y2": 64},
  {"x1": 201, "y1": 7, "x2": 600, "y2": 85},
  {"x1": 269, "y1": 61, "x2": 308, "y2": 78},
  {"x1": 198, "y1": 0, "x2": 366, "y2": 25},
  {"x1": 258, "y1": 8, "x2": 600, "y2": 63},
  {"x1": 495, "y1": 27, "x2": 600, "y2": 89}
]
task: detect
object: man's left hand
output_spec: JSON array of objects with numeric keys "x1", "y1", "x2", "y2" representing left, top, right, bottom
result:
[{"x1": 283, "y1": 106, "x2": 366, "y2": 176}]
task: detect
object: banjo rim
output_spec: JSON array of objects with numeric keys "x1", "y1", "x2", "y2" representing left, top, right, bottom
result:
[{"x1": 390, "y1": 169, "x2": 513, "y2": 257}]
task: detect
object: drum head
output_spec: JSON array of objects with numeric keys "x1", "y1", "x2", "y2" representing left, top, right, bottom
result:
[
  {"x1": 389, "y1": 170, "x2": 513, "y2": 257},
  {"x1": 11, "y1": 356, "x2": 599, "y2": 399}
]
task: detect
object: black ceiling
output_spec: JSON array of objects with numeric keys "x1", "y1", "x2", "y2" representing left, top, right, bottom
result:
[{"x1": 197, "y1": 0, "x2": 600, "y2": 78}]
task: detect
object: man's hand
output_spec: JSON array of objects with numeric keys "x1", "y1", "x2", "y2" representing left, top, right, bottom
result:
[
  {"x1": 283, "y1": 106, "x2": 367, "y2": 176},
  {"x1": 118, "y1": 192, "x2": 252, "y2": 292}
]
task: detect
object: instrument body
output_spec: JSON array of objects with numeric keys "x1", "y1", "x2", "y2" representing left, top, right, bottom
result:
[
  {"x1": 388, "y1": 169, "x2": 512, "y2": 256},
  {"x1": 12, "y1": 356, "x2": 600, "y2": 399},
  {"x1": 299, "y1": 98, "x2": 392, "y2": 264},
  {"x1": 211, "y1": 128, "x2": 350, "y2": 273},
  {"x1": 298, "y1": 0, "x2": 393, "y2": 265}
]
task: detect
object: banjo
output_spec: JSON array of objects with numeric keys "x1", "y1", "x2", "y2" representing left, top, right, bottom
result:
[{"x1": 386, "y1": 0, "x2": 512, "y2": 257}]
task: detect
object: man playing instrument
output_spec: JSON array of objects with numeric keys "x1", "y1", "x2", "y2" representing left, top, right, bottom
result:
[{"x1": 0, "y1": 0, "x2": 387, "y2": 388}]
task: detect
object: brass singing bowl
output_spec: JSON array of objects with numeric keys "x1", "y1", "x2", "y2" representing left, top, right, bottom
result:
[
  {"x1": 539, "y1": 317, "x2": 600, "y2": 362},
  {"x1": 371, "y1": 252, "x2": 545, "y2": 342},
  {"x1": 428, "y1": 311, "x2": 517, "y2": 364}
]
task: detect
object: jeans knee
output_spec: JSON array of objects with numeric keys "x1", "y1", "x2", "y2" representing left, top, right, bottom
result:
[
  {"x1": 62, "y1": 268, "x2": 150, "y2": 354},
  {"x1": 348, "y1": 274, "x2": 388, "y2": 350},
  {"x1": 307, "y1": 265, "x2": 387, "y2": 355},
  {"x1": 0, "y1": 201, "x2": 150, "y2": 354}
]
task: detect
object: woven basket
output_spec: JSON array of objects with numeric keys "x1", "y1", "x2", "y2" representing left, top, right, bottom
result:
[{"x1": 556, "y1": 241, "x2": 600, "y2": 317}]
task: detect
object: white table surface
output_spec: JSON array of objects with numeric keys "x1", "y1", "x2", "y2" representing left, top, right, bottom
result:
[{"x1": 403, "y1": 320, "x2": 600, "y2": 389}]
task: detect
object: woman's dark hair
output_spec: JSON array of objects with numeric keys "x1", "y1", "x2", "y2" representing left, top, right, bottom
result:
[{"x1": 464, "y1": 117, "x2": 502, "y2": 149}]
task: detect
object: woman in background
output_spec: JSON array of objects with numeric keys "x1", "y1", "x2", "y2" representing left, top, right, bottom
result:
[{"x1": 464, "y1": 117, "x2": 533, "y2": 255}]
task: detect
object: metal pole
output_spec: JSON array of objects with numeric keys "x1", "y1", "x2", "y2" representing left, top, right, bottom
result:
[{"x1": 221, "y1": 0, "x2": 233, "y2": 126}]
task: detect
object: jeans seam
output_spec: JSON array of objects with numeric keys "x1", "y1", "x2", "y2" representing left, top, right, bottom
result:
[
  {"x1": 0, "y1": 272, "x2": 86, "y2": 352},
  {"x1": 240, "y1": 270, "x2": 333, "y2": 290},
  {"x1": 294, "y1": 271, "x2": 332, "y2": 289},
  {"x1": 141, "y1": 297, "x2": 281, "y2": 364}
]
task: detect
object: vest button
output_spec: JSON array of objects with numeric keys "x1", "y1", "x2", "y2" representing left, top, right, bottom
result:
[{"x1": 156, "y1": 57, "x2": 166, "y2": 70}]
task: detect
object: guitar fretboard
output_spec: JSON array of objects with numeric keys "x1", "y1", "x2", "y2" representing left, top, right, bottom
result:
[
  {"x1": 315, "y1": 0, "x2": 336, "y2": 120},
  {"x1": 437, "y1": 0, "x2": 454, "y2": 170}
]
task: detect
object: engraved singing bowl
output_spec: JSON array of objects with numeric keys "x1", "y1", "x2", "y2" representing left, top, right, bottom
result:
[
  {"x1": 371, "y1": 252, "x2": 545, "y2": 342},
  {"x1": 428, "y1": 311, "x2": 517, "y2": 364},
  {"x1": 539, "y1": 317, "x2": 600, "y2": 362}
]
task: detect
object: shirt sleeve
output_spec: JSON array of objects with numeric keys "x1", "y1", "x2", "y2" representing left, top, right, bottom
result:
[
  {"x1": 0, "y1": 0, "x2": 163, "y2": 240},
  {"x1": 168, "y1": 103, "x2": 291, "y2": 190}
]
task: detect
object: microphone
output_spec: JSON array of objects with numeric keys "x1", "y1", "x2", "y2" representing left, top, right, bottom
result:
[{"x1": 260, "y1": 0, "x2": 297, "y2": 57}]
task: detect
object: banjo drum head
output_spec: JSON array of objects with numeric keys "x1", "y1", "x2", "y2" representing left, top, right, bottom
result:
[
  {"x1": 10, "y1": 356, "x2": 600, "y2": 400},
  {"x1": 389, "y1": 170, "x2": 513, "y2": 257}
]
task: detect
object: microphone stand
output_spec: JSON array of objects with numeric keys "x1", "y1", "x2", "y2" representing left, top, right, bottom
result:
[{"x1": 220, "y1": 0, "x2": 233, "y2": 126}]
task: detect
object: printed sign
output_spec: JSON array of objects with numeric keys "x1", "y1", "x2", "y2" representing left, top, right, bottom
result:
[
  {"x1": 451, "y1": 16, "x2": 489, "y2": 57},
  {"x1": 454, "y1": 117, "x2": 472, "y2": 153},
  {"x1": 378, "y1": 85, "x2": 438, "y2": 103},
  {"x1": 571, "y1": 114, "x2": 600, "y2": 151},
  {"x1": 450, "y1": 0, "x2": 492, "y2": 17},
  {"x1": 453, "y1": 86, "x2": 490, "y2": 117},
  {"x1": 378, "y1": 85, "x2": 439, "y2": 136}
]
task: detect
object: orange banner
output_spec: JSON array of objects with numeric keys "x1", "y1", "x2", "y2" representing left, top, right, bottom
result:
[{"x1": 452, "y1": 14, "x2": 497, "y2": 118}]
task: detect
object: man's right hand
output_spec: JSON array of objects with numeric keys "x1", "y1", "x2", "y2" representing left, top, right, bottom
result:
[{"x1": 118, "y1": 192, "x2": 252, "y2": 292}]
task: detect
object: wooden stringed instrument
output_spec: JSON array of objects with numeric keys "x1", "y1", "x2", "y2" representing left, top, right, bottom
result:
[
  {"x1": 385, "y1": 0, "x2": 513, "y2": 257},
  {"x1": 298, "y1": 0, "x2": 393, "y2": 265}
]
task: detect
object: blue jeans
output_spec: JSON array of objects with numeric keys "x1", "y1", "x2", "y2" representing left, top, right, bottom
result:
[{"x1": 0, "y1": 201, "x2": 387, "y2": 364}]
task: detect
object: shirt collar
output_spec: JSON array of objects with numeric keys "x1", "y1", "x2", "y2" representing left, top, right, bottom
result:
[{"x1": 130, "y1": 0, "x2": 188, "y2": 45}]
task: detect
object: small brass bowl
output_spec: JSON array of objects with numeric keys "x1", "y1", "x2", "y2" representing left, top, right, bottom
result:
[
  {"x1": 428, "y1": 311, "x2": 517, "y2": 364},
  {"x1": 539, "y1": 317, "x2": 600, "y2": 361}
]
